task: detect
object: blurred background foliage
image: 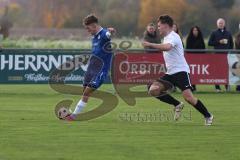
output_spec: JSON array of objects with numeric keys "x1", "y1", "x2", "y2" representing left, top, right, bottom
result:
[{"x1": 0, "y1": 0, "x2": 240, "y2": 38}]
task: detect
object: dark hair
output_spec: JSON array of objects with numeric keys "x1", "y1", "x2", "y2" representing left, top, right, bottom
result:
[
  {"x1": 187, "y1": 26, "x2": 204, "y2": 40},
  {"x1": 158, "y1": 15, "x2": 174, "y2": 27},
  {"x1": 186, "y1": 26, "x2": 205, "y2": 49},
  {"x1": 147, "y1": 23, "x2": 155, "y2": 27},
  {"x1": 173, "y1": 23, "x2": 179, "y2": 34},
  {"x1": 83, "y1": 14, "x2": 98, "y2": 25}
]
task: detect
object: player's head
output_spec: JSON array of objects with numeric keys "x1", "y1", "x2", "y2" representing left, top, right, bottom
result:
[
  {"x1": 83, "y1": 14, "x2": 100, "y2": 35},
  {"x1": 157, "y1": 14, "x2": 174, "y2": 36},
  {"x1": 217, "y1": 18, "x2": 225, "y2": 30}
]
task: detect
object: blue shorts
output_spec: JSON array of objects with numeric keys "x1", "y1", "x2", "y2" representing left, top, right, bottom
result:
[
  {"x1": 83, "y1": 71, "x2": 107, "y2": 89},
  {"x1": 83, "y1": 55, "x2": 109, "y2": 89}
]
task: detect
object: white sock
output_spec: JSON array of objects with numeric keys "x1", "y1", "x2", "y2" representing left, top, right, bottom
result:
[{"x1": 73, "y1": 100, "x2": 87, "y2": 115}]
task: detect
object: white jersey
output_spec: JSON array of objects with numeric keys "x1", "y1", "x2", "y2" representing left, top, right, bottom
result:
[{"x1": 163, "y1": 31, "x2": 190, "y2": 75}]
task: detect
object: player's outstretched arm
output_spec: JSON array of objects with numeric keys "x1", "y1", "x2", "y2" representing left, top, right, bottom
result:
[{"x1": 142, "y1": 41, "x2": 172, "y2": 51}]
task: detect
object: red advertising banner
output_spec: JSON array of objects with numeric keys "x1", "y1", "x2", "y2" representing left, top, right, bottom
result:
[
  {"x1": 112, "y1": 53, "x2": 229, "y2": 84},
  {"x1": 186, "y1": 53, "x2": 228, "y2": 84}
]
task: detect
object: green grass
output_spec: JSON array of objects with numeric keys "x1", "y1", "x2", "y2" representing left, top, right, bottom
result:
[{"x1": 0, "y1": 84, "x2": 240, "y2": 160}]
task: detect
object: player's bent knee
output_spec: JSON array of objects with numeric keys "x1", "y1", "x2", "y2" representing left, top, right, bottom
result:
[
  {"x1": 148, "y1": 84, "x2": 160, "y2": 97},
  {"x1": 148, "y1": 81, "x2": 166, "y2": 97}
]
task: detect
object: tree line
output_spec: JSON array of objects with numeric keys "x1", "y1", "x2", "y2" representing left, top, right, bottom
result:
[{"x1": 0, "y1": 0, "x2": 239, "y2": 37}]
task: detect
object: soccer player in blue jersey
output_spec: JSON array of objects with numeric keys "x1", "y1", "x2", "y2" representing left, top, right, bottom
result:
[{"x1": 65, "y1": 14, "x2": 115, "y2": 121}]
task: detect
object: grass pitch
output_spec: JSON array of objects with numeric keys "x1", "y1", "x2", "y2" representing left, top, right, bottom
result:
[{"x1": 0, "y1": 84, "x2": 240, "y2": 160}]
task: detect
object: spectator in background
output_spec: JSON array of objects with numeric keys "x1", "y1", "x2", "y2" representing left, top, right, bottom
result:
[
  {"x1": 143, "y1": 23, "x2": 161, "y2": 52},
  {"x1": 186, "y1": 26, "x2": 206, "y2": 92},
  {"x1": 0, "y1": 6, "x2": 13, "y2": 39},
  {"x1": 173, "y1": 23, "x2": 182, "y2": 38},
  {"x1": 208, "y1": 18, "x2": 233, "y2": 92},
  {"x1": 171, "y1": 23, "x2": 183, "y2": 92},
  {"x1": 236, "y1": 31, "x2": 240, "y2": 49},
  {"x1": 235, "y1": 26, "x2": 240, "y2": 91},
  {"x1": 173, "y1": 23, "x2": 184, "y2": 46},
  {"x1": 186, "y1": 26, "x2": 205, "y2": 50}
]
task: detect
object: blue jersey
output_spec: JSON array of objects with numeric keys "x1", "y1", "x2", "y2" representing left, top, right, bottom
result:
[
  {"x1": 83, "y1": 28, "x2": 112, "y2": 89},
  {"x1": 91, "y1": 28, "x2": 113, "y2": 72}
]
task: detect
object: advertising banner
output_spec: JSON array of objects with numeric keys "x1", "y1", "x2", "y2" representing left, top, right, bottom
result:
[
  {"x1": 0, "y1": 50, "x2": 111, "y2": 84},
  {"x1": 228, "y1": 54, "x2": 240, "y2": 85},
  {"x1": 0, "y1": 50, "x2": 235, "y2": 85},
  {"x1": 113, "y1": 53, "x2": 229, "y2": 85}
]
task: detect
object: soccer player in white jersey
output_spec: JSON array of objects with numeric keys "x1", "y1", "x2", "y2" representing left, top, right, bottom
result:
[{"x1": 142, "y1": 15, "x2": 213, "y2": 125}]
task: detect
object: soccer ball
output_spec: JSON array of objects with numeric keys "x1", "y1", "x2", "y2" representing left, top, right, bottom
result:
[{"x1": 57, "y1": 107, "x2": 71, "y2": 119}]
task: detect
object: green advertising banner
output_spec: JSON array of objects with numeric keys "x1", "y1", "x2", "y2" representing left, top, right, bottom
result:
[{"x1": 0, "y1": 49, "x2": 111, "y2": 84}]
